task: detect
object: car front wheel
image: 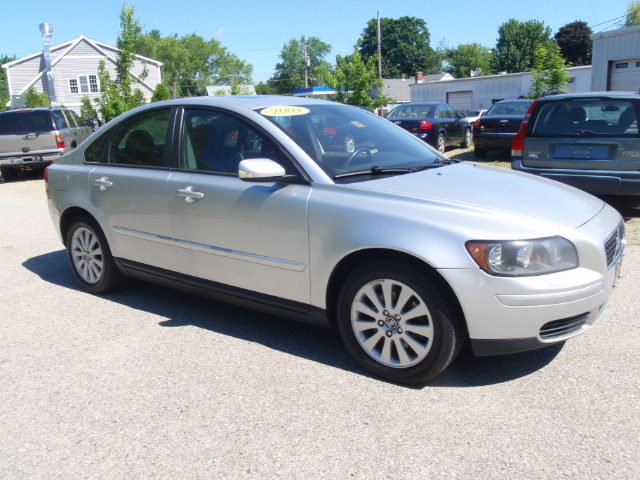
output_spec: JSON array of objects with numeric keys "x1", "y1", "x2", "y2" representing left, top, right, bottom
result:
[
  {"x1": 337, "y1": 261, "x2": 464, "y2": 384},
  {"x1": 66, "y1": 216, "x2": 124, "y2": 294}
]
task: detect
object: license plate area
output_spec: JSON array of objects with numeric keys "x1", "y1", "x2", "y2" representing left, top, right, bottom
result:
[{"x1": 554, "y1": 144, "x2": 609, "y2": 160}]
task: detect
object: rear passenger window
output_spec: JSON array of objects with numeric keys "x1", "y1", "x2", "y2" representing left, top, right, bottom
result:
[
  {"x1": 52, "y1": 110, "x2": 68, "y2": 129},
  {"x1": 108, "y1": 108, "x2": 170, "y2": 167}
]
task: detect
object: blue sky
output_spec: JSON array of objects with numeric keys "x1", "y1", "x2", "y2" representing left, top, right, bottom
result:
[{"x1": 1, "y1": 0, "x2": 633, "y2": 82}]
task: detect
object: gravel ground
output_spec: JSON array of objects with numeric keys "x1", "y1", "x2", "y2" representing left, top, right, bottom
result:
[{"x1": 1, "y1": 173, "x2": 638, "y2": 479}]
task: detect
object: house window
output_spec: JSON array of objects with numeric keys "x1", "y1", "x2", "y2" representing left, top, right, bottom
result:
[
  {"x1": 69, "y1": 75, "x2": 100, "y2": 94},
  {"x1": 615, "y1": 63, "x2": 628, "y2": 69}
]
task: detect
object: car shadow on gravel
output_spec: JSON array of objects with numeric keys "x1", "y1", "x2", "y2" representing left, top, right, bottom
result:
[{"x1": 24, "y1": 249, "x2": 566, "y2": 388}]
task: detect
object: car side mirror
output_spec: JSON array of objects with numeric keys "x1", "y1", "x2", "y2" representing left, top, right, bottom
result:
[{"x1": 239, "y1": 158, "x2": 286, "y2": 182}]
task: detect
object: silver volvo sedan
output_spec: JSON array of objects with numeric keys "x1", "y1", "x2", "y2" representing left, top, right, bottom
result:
[{"x1": 45, "y1": 96, "x2": 625, "y2": 384}]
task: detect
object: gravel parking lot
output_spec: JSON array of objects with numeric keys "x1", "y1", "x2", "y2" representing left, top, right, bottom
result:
[{"x1": 1, "y1": 172, "x2": 639, "y2": 479}]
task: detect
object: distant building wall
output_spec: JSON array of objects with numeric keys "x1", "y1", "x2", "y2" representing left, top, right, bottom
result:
[
  {"x1": 410, "y1": 66, "x2": 592, "y2": 111},
  {"x1": 591, "y1": 25, "x2": 640, "y2": 92}
]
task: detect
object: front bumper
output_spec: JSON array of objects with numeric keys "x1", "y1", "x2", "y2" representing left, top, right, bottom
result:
[{"x1": 438, "y1": 207, "x2": 624, "y2": 357}]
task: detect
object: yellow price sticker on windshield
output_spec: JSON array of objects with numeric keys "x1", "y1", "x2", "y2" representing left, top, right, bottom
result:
[
  {"x1": 351, "y1": 121, "x2": 366, "y2": 128},
  {"x1": 261, "y1": 106, "x2": 310, "y2": 116}
]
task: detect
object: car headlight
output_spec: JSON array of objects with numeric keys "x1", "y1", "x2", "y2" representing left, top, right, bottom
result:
[{"x1": 465, "y1": 237, "x2": 578, "y2": 276}]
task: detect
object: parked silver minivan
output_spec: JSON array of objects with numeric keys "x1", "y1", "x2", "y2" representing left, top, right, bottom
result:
[
  {"x1": 511, "y1": 92, "x2": 640, "y2": 201},
  {"x1": 0, "y1": 107, "x2": 93, "y2": 181}
]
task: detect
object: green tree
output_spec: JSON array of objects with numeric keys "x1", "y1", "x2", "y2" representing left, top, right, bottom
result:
[
  {"x1": 625, "y1": 1, "x2": 640, "y2": 26},
  {"x1": 80, "y1": 96, "x2": 99, "y2": 124},
  {"x1": 94, "y1": 4, "x2": 148, "y2": 123},
  {"x1": 555, "y1": 21, "x2": 592, "y2": 66},
  {"x1": 136, "y1": 31, "x2": 253, "y2": 97},
  {"x1": 270, "y1": 36, "x2": 332, "y2": 94},
  {"x1": 494, "y1": 19, "x2": 553, "y2": 73},
  {"x1": 443, "y1": 43, "x2": 495, "y2": 78},
  {"x1": 527, "y1": 43, "x2": 571, "y2": 98},
  {"x1": 326, "y1": 49, "x2": 389, "y2": 109},
  {"x1": 255, "y1": 81, "x2": 276, "y2": 95},
  {"x1": 359, "y1": 16, "x2": 440, "y2": 78},
  {"x1": 0, "y1": 54, "x2": 15, "y2": 110},
  {"x1": 24, "y1": 86, "x2": 50, "y2": 107},
  {"x1": 151, "y1": 83, "x2": 171, "y2": 102}
]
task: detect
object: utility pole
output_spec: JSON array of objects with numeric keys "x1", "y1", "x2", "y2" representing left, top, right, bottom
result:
[
  {"x1": 377, "y1": 11, "x2": 382, "y2": 80},
  {"x1": 304, "y1": 47, "x2": 310, "y2": 88}
]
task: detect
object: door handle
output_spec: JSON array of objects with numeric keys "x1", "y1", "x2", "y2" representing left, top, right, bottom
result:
[
  {"x1": 177, "y1": 186, "x2": 205, "y2": 203},
  {"x1": 93, "y1": 177, "x2": 113, "y2": 191}
]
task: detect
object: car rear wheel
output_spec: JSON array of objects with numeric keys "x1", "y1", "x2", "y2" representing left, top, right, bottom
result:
[
  {"x1": 1, "y1": 166, "x2": 18, "y2": 181},
  {"x1": 436, "y1": 133, "x2": 446, "y2": 154},
  {"x1": 474, "y1": 146, "x2": 487, "y2": 158},
  {"x1": 337, "y1": 261, "x2": 464, "y2": 384},
  {"x1": 66, "y1": 216, "x2": 124, "y2": 294},
  {"x1": 461, "y1": 128, "x2": 472, "y2": 148}
]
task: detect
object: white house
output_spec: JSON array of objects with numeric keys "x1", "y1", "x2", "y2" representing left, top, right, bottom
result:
[{"x1": 2, "y1": 35, "x2": 163, "y2": 112}]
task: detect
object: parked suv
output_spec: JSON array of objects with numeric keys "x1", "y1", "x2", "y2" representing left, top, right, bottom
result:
[
  {"x1": 0, "y1": 107, "x2": 93, "y2": 180},
  {"x1": 512, "y1": 93, "x2": 640, "y2": 200}
]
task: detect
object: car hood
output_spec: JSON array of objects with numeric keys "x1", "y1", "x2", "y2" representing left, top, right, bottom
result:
[{"x1": 349, "y1": 162, "x2": 604, "y2": 229}]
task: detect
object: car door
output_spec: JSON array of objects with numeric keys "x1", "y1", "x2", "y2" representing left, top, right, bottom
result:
[
  {"x1": 438, "y1": 105, "x2": 464, "y2": 143},
  {"x1": 86, "y1": 107, "x2": 178, "y2": 272},
  {"x1": 167, "y1": 107, "x2": 312, "y2": 305}
]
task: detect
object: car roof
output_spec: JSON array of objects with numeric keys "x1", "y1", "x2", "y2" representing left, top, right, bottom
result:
[
  {"x1": 493, "y1": 99, "x2": 533, "y2": 104},
  {"x1": 536, "y1": 92, "x2": 640, "y2": 102}
]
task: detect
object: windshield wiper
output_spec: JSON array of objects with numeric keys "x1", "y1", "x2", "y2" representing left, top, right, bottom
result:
[
  {"x1": 333, "y1": 166, "x2": 413, "y2": 179},
  {"x1": 333, "y1": 162, "x2": 447, "y2": 179}
]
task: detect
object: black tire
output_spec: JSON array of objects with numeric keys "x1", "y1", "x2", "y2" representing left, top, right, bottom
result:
[
  {"x1": 66, "y1": 216, "x2": 124, "y2": 294},
  {"x1": 1, "y1": 166, "x2": 18, "y2": 181},
  {"x1": 461, "y1": 128, "x2": 472, "y2": 149},
  {"x1": 436, "y1": 133, "x2": 446, "y2": 154},
  {"x1": 337, "y1": 260, "x2": 464, "y2": 384},
  {"x1": 474, "y1": 146, "x2": 487, "y2": 158}
]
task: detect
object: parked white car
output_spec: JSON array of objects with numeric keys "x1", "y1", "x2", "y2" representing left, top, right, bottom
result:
[
  {"x1": 464, "y1": 109, "x2": 487, "y2": 124},
  {"x1": 45, "y1": 96, "x2": 625, "y2": 383}
]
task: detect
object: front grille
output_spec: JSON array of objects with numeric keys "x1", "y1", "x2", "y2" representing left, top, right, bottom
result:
[
  {"x1": 540, "y1": 314, "x2": 588, "y2": 339},
  {"x1": 604, "y1": 223, "x2": 625, "y2": 269}
]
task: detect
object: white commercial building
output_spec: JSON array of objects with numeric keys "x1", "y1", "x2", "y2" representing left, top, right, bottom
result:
[{"x1": 409, "y1": 25, "x2": 640, "y2": 111}]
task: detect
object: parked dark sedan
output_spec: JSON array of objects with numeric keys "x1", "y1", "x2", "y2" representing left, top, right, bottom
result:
[
  {"x1": 387, "y1": 102, "x2": 472, "y2": 153},
  {"x1": 473, "y1": 99, "x2": 533, "y2": 158}
]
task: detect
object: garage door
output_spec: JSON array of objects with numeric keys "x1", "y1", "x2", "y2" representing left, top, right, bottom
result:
[
  {"x1": 446, "y1": 91, "x2": 472, "y2": 112},
  {"x1": 610, "y1": 59, "x2": 640, "y2": 93}
]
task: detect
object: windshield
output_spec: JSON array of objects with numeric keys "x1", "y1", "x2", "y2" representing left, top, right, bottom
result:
[
  {"x1": 530, "y1": 99, "x2": 639, "y2": 137},
  {"x1": 387, "y1": 104, "x2": 435, "y2": 118},
  {"x1": 487, "y1": 101, "x2": 532, "y2": 116},
  {"x1": 257, "y1": 104, "x2": 444, "y2": 180}
]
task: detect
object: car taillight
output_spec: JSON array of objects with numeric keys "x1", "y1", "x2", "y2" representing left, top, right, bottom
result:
[
  {"x1": 56, "y1": 134, "x2": 65, "y2": 149},
  {"x1": 473, "y1": 118, "x2": 481, "y2": 131},
  {"x1": 419, "y1": 120, "x2": 432, "y2": 130},
  {"x1": 511, "y1": 100, "x2": 538, "y2": 157},
  {"x1": 44, "y1": 165, "x2": 50, "y2": 199}
]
